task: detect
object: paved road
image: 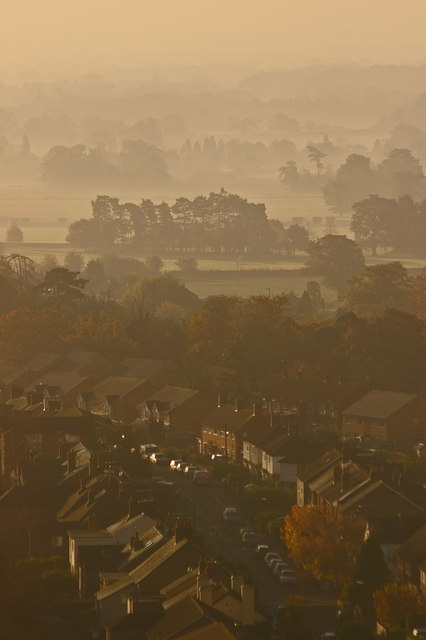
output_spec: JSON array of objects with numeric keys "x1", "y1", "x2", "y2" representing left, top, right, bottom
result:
[{"x1": 155, "y1": 465, "x2": 337, "y2": 623}]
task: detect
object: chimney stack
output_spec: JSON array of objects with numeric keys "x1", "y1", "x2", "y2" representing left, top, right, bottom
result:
[{"x1": 241, "y1": 583, "x2": 255, "y2": 626}]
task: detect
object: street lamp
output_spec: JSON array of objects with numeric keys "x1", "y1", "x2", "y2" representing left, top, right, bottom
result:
[{"x1": 225, "y1": 430, "x2": 230, "y2": 459}]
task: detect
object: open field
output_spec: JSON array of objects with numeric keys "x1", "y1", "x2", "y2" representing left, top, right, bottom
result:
[{"x1": 175, "y1": 269, "x2": 338, "y2": 302}]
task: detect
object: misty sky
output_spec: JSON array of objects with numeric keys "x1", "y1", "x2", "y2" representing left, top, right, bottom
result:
[{"x1": 3, "y1": 0, "x2": 426, "y2": 80}]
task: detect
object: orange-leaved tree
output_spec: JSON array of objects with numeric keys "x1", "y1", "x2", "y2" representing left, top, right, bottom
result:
[{"x1": 282, "y1": 505, "x2": 365, "y2": 586}]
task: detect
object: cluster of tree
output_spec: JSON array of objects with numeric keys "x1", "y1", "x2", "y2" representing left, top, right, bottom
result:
[
  {"x1": 323, "y1": 149, "x2": 426, "y2": 212},
  {"x1": 66, "y1": 190, "x2": 309, "y2": 256},
  {"x1": 178, "y1": 135, "x2": 298, "y2": 175},
  {"x1": 351, "y1": 194, "x2": 426, "y2": 256},
  {"x1": 0, "y1": 251, "x2": 424, "y2": 395},
  {"x1": 42, "y1": 140, "x2": 171, "y2": 187},
  {"x1": 0, "y1": 554, "x2": 91, "y2": 639},
  {"x1": 184, "y1": 295, "x2": 425, "y2": 395},
  {"x1": 282, "y1": 507, "x2": 426, "y2": 638},
  {"x1": 341, "y1": 262, "x2": 426, "y2": 318},
  {"x1": 281, "y1": 148, "x2": 426, "y2": 215}
]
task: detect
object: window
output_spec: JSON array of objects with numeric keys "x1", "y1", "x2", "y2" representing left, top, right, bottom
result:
[
  {"x1": 367, "y1": 418, "x2": 372, "y2": 426},
  {"x1": 345, "y1": 416, "x2": 351, "y2": 424},
  {"x1": 220, "y1": 430, "x2": 224, "y2": 437},
  {"x1": 378, "y1": 420, "x2": 384, "y2": 428},
  {"x1": 357, "y1": 416, "x2": 363, "y2": 425}
]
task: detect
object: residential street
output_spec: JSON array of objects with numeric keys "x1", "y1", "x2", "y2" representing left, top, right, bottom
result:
[{"x1": 157, "y1": 465, "x2": 338, "y2": 631}]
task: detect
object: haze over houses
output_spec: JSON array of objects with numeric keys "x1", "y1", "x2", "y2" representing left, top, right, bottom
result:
[{"x1": 0, "y1": 348, "x2": 425, "y2": 638}]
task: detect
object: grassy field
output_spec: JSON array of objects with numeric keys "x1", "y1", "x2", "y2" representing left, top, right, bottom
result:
[{"x1": 175, "y1": 269, "x2": 338, "y2": 302}]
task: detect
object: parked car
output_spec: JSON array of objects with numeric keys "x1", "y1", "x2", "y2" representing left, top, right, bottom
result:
[
  {"x1": 412, "y1": 631, "x2": 426, "y2": 639},
  {"x1": 256, "y1": 544, "x2": 269, "y2": 556},
  {"x1": 193, "y1": 469, "x2": 210, "y2": 484},
  {"x1": 240, "y1": 527, "x2": 255, "y2": 537},
  {"x1": 280, "y1": 569, "x2": 297, "y2": 585},
  {"x1": 183, "y1": 465, "x2": 198, "y2": 479},
  {"x1": 176, "y1": 462, "x2": 189, "y2": 472},
  {"x1": 272, "y1": 561, "x2": 290, "y2": 577},
  {"x1": 268, "y1": 556, "x2": 284, "y2": 571},
  {"x1": 264, "y1": 551, "x2": 281, "y2": 565},
  {"x1": 170, "y1": 459, "x2": 183, "y2": 471},
  {"x1": 242, "y1": 531, "x2": 258, "y2": 547},
  {"x1": 140, "y1": 443, "x2": 159, "y2": 458},
  {"x1": 150, "y1": 452, "x2": 168, "y2": 464},
  {"x1": 211, "y1": 454, "x2": 224, "y2": 461},
  {"x1": 223, "y1": 507, "x2": 240, "y2": 523}
]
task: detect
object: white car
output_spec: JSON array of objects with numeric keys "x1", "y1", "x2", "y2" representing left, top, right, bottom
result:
[
  {"x1": 272, "y1": 561, "x2": 289, "y2": 576},
  {"x1": 264, "y1": 551, "x2": 281, "y2": 565},
  {"x1": 280, "y1": 569, "x2": 297, "y2": 585},
  {"x1": 268, "y1": 556, "x2": 284, "y2": 571}
]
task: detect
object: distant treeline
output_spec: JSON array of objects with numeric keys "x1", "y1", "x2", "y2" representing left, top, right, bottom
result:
[
  {"x1": 66, "y1": 190, "x2": 309, "y2": 256},
  {"x1": 281, "y1": 148, "x2": 426, "y2": 212}
]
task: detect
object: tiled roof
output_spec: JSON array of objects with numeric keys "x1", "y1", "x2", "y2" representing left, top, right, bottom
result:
[
  {"x1": 342, "y1": 390, "x2": 418, "y2": 419},
  {"x1": 0, "y1": 365, "x2": 27, "y2": 387},
  {"x1": 312, "y1": 462, "x2": 370, "y2": 504},
  {"x1": 25, "y1": 370, "x2": 89, "y2": 394},
  {"x1": 25, "y1": 352, "x2": 61, "y2": 373},
  {"x1": 396, "y1": 524, "x2": 426, "y2": 565},
  {"x1": 97, "y1": 537, "x2": 200, "y2": 601},
  {"x1": 87, "y1": 376, "x2": 150, "y2": 400},
  {"x1": 262, "y1": 433, "x2": 309, "y2": 458},
  {"x1": 258, "y1": 374, "x2": 361, "y2": 406},
  {"x1": 201, "y1": 404, "x2": 255, "y2": 434},
  {"x1": 146, "y1": 597, "x2": 204, "y2": 640},
  {"x1": 339, "y1": 480, "x2": 424, "y2": 518},
  {"x1": 145, "y1": 386, "x2": 198, "y2": 407},
  {"x1": 119, "y1": 358, "x2": 172, "y2": 379},
  {"x1": 296, "y1": 448, "x2": 341, "y2": 482},
  {"x1": 175, "y1": 621, "x2": 237, "y2": 640}
]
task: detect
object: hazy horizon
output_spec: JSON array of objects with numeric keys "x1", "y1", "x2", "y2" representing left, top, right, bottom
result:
[{"x1": 2, "y1": 0, "x2": 426, "y2": 82}]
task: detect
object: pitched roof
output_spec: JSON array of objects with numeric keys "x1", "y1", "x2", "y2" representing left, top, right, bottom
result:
[
  {"x1": 87, "y1": 376, "x2": 150, "y2": 401},
  {"x1": 146, "y1": 597, "x2": 205, "y2": 640},
  {"x1": 97, "y1": 537, "x2": 201, "y2": 601},
  {"x1": 339, "y1": 480, "x2": 424, "y2": 518},
  {"x1": 312, "y1": 462, "x2": 370, "y2": 505},
  {"x1": 258, "y1": 374, "x2": 361, "y2": 406},
  {"x1": 144, "y1": 386, "x2": 198, "y2": 407},
  {"x1": 25, "y1": 352, "x2": 61, "y2": 373},
  {"x1": 0, "y1": 365, "x2": 27, "y2": 387},
  {"x1": 175, "y1": 621, "x2": 237, "y2": 640},
  {"x1": 25, "y1": 370, "x2": 90, "y2": 394},
  {"x1": 201, "y1": 404, "x2": 255, "y2": 434},
  {"x1": 397, "y1": 524, "x2": 426, "y2": 565},
  {"x1": 262, "y1": 433, "x2": 310, "y2": 459},
  {"x1": 342, "y1": 390, "x2": 418, "y2": 419},
  {"x1": 296, "y1": 448, "x2": 341, "y2": 482},
  {"x1": 119, "y1": 358, "x2": 172, "y2": 379}
]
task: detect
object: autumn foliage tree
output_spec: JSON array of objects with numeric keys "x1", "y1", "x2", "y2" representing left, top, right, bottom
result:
[
  {"x1": 282, "y1": 505, "x2": 365, "y2": 586},
  {"x1": 373, "y1": 582, "x2": 426, "y2": 635},
  {"x1": 0, "y1": 307, "x2": 69, "y2": 365},
  {"x1": 63, "y1": 310, "x2": 139, "y2": 362}
]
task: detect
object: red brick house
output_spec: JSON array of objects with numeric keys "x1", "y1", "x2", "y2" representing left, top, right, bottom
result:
[{"x1": 341, "y1": 390, "x2": 426, "y2": 442}]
